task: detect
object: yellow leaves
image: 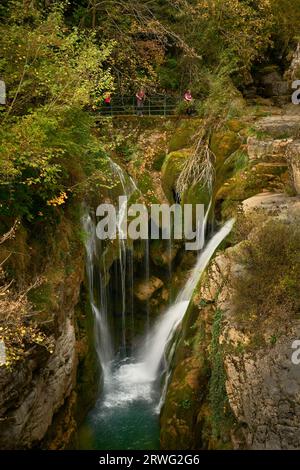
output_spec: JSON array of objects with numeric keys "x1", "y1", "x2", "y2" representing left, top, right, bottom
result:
[
  {"x1": 0, "y1": 320, "x2": 55, "y2": 369},
  {"x1": 47, "y1": 191, "x2": 68, "y2": 207}
]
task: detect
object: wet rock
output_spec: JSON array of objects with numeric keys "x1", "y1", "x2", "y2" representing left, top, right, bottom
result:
[
  {"x1": 134, "y1": 276, "x2": 164, "y2": 302},
  {"x1": 150, "y1": 241, "x2": 179, "y2": 269}
]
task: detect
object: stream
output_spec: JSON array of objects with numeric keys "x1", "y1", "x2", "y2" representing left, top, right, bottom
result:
[{"x1": 79, "y1": 161, "x2": 234, "y2": 450}]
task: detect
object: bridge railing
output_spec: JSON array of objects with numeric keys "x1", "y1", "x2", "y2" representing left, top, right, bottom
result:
[{"x1": 95, "y1": 95, "x2": 179, "y2": 116}]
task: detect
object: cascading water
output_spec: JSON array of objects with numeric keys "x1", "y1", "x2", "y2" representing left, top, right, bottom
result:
[
  {"x1": 80, "y1": 166, "x2": 234, "y2": 449},
  {"x1": 140, "y1": 218, "x2": 234, "y2": 380},
  {"x1": 82, "y1": 214, "x2": 113, "y2": 376},
  {"x1": 110, "y1": 160, "x2": 137, "y2": 355},
  {"x1": 81, "y1": 160, "x2": 137, "y2": 377}
]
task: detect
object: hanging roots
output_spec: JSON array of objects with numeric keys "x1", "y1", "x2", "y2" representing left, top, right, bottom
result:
[{"x1": 176, "y1": 135, "x2": 216, "y2": 195}]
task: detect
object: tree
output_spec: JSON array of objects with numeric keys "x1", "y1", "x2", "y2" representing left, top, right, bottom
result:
[{"x1": 0, "y1": 1, "x2": 114, "y2": 221}]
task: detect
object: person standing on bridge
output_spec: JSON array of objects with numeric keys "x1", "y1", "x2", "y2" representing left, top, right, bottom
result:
[
  {"x1": 103, "y1": 92, "x2": 111, "y2": 114},
  {"x1": 136, "y1": 88, "x2": 145, "y2": 116},
  {"x1": 184, "y1": 89, "x2": 193, "y2": 115}
]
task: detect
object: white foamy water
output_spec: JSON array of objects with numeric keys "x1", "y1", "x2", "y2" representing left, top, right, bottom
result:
[
  {"x1": 99, "y1": 361, "x2": 154, "y2": 412},
  {"x1": 94, "y1": 218, "x2": 235, "y2": 413}
]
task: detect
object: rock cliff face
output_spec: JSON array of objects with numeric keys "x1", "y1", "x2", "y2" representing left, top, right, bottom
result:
[
  {"x1": 221, "y1": 193, "x2": 300, "y2": 450},
  {"x1": 0, "y1": 214, "x2": 98, "y2": 449},
  {"x1": 0, "y1": 318, "x2": 77, "y2": 449},
  {"x1": 160, "y1": 105, "x2": 300, "y2": 450},
  {"x1": 224, "y1": 327, "x2": 300, "y2": 449}
]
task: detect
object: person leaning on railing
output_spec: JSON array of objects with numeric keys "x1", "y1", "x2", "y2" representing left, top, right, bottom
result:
[
  {"x1": 136, "y1": 89, "x2": 146, "y2": 116},
  {"x1": 183, "y1": 89, "x2": 193, "y2": 116}
]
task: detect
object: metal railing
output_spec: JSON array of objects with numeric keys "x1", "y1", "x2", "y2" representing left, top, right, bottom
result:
[{"x1": 95, "y1": 95, "x2": 178, "y2": 116}]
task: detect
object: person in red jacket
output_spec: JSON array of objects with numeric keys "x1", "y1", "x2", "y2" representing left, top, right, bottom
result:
[{"x1": 103, "y1": 92, "x2": 111, "y2": 114}]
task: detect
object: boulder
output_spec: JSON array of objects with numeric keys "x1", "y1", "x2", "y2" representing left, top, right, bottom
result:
[
  {"x1": 161, "y1": 149, "x2": 191, "y2": 202},
  {"x1": 255, "y1": 115, "x2": 300, "y2": 138},
  {"x1": 286, "y1": 140, "x2": 300, "y2": 194},
  {"x1": 242, "y1": 192, "x2": 300, "y2": 216},
  {"x1": 134, "y1": 276, "x2": 164, "y2": 302}
]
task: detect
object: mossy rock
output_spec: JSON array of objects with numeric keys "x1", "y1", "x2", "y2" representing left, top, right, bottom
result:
[
  {"x1": 216, "y1": 150, "x2": 249, "y2": 191},
  {"x1": 161, "y1": 148, "x2": 191, "y2": 201},
  {"x1": 226, "y1": 119, "x2": 246, "y2": 133},
  {"x1": 183, "y1": 183, "x2": 210, "y2": 208},
  {"x1": 215, "y1": 165, "x2": 287, "y2": 219},
  {"x1": 137, "y1": 171, "x2": 160, "y2": 204},
  {"x1": 253, "y1": 162, "x2": 288, "y2": 177},
  {"x1": 168, "y1": 119, "x2": 202, "y2": 153},
  {"x1": 152, "y1": 152, "x2": 166, "y2": 171},
  {"x1": 211, "y1": 130, "x2": 241, "y2": 166}
]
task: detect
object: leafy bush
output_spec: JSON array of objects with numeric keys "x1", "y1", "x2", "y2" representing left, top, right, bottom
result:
[
  {"x1": 231, "y1": 214, "x2": 300, "y2": 325},
  {"x1": 0, "y1": 2, "x2": 114, "y2": 222}
]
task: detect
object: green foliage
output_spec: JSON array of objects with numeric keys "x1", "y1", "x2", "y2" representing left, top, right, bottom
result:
[
  {"x1": 209, "y1": 308, "x2": 228, "y2": 439},
  {"x1": 62, "y1": 0, "x2": 289, "y2": 98},
  {"x1": 0, "y1": 2, "x2": 114, "y2": 116},
  {"x1": 158, "y1": 58, "x2": 181, "y2": 91},
  {"x1": 269, "y1": 0, "x2": 300, "y2": 57},
  {"x1": 223, "y1": 150, "x2": 249, "y2": 176},
  {"x1": 232, "y1": 214, "x2": 300, "y2": 326},
  {"x1": 0, "y1": 2, "x2": 114, "y2": 222},
  {"x1": 180, "y1": 398, "x2": 192, "y2": 410},
  {"x1": 0, "y1": 107, "x2": 110, "y2": 220},
  {"x1": 115, "y1": 141, "x2": 138, "y2": 163}
]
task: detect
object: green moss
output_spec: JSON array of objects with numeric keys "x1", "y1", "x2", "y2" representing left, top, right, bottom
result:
[
  {"x1": 211, "y1": 130, "x2": 241, "y2": 165},
  {"x1": 208, "y1": 307, "x2": 236, "y2": 448},
  {"x1": 28, "y1": 282, "x2": 54, "y2": 315},
  {"x1": 184, "y1": 181, "x2": 210, "y2": 206},
  {"x1": 161, "y1": 149, "x2": 191, "y2": 201},
  {"x1": 216, "y1": 170, "x2": 266, "y2": 218},
  {"x1": 226, "y1": 119, "x2": 246, "y2": 133},
  {"x1": 137, "y1": 171, "x2": 160, "y2": 204},
  {"x1": 168, "y1": 119, "x2": 202, "y2": 153},
  {"x1": 152, "y1": 152, "x2": 166, "y2": 171}
]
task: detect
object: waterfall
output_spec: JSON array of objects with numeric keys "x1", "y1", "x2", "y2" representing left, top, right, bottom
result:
[
  {"x1": 110, "y1": 161, "x2": 137, "y2": 355},
  {"x1": 139, "y1": 217, "x2": 235, "y2": 381},
  {"x1": 82, "y1": 214, "x2": 113, "y2": 377},
  {"x1": 89, "y1": 218, "x2": 234, "y2": 414},
  {"x1": 82, "y1": 151, "x2": 234, "y2": 430},
  {"x1": 82, "y1": 159, "x2": 137, "y2": 376},
  {"x1": 144, "y1": 237, "x2": 150, "y2": 331},
  {"x1": 80, "y1": 163, "x2": 235, "y2": 451}
]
